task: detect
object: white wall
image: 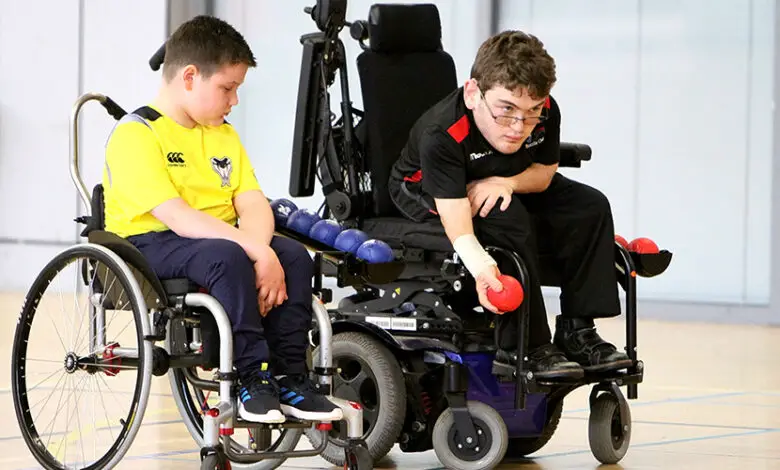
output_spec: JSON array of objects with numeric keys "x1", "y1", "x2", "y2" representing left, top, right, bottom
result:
[
  {"x1": 0, "y1": 0, "x2": 166, "y2": 291},
  {"x1": 0, "y1": 1, "x2": 775, "y2": 310},
  {"x1": 498, "y1": 0, "x2": 775, "y2": 305}
]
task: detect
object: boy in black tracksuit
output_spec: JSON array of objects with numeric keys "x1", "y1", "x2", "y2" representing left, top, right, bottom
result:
[{"x1": 388, "y1": 30, "x2": 631, "y2": 380}]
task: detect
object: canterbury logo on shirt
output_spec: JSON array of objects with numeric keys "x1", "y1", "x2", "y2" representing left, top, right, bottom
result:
[{"x1": 166, "y1": 151, "x2": 186, "y2": 166}]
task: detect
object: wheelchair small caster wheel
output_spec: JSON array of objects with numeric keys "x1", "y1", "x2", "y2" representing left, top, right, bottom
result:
[
  {"x1": 344, "y1": 442, "x2": 373, "y2": 470},
  {"x1": 200, "y1": 449, "x2": 231, "y2": 470},
  {"x1": 589, "y1": 392, "x2": 631, "y2": 464},
  {"x1": 432, "y1": 400, "x2": 508, "y2": 470}
]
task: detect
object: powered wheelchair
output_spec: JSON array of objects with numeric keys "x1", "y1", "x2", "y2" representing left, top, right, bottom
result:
[{"x1": 278, "y1": 2, "x2": 673, "y2": 469}]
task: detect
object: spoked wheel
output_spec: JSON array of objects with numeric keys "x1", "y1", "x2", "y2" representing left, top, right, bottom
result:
[
  {"x1": 166, "y1": 318, "x2": 302, "y2": 470},
  {"x1": 12, "y1": 243, "x2": 153, "y2": 469}
]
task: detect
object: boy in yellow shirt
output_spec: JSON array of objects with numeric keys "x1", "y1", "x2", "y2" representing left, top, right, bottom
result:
[{"x1": 102, "y1": 15, "x2": 341, "y2": 424}]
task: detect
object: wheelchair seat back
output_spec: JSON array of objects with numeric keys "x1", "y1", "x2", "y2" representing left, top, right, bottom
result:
[
  {"x1": 82, "y1": 182, "x2": 200, "y2": 304},
  {"x1": 356, "y1": 4, "x2": 458, "y2": 219}
]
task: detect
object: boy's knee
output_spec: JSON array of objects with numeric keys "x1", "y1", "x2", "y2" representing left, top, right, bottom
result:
[
  {"x1": 205, "y1": 239, "x2": 254, "y2": 274},
  {"x1": 271, "y1": 236, "x2": 313, "y2": 275}
]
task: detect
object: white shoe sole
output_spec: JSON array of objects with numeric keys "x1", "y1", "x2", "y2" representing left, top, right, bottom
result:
[
  {"x1": 238, "y1": 404, "x2": 286, "y2": 424},
  {"x1": 280, "y1": 405, "x2": 344, "y2": 422}
]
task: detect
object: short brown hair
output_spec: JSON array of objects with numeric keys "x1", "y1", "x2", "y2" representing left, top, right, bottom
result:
[
  {"x1": 163, "y1": 15, "x2": 257, "y2": 81},
  {"x1": 470, "y1": 30, "x2": 556, "y2": 99}
]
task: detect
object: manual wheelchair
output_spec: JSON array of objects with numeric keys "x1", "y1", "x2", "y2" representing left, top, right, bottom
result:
[
  {"x1": 279, "y1": 2, "x2": 673, "y2": 469},
  {"x1": 10, "y1": 90, "x2": 383, "y2": 468},
  {"x1": 9, "y1": 15, "x2": 397, "y2": 470}
]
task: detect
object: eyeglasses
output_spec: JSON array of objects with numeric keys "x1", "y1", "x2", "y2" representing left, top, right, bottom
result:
[{"x1": 479, "y1": 89, "x2": 547, "y2": 128}]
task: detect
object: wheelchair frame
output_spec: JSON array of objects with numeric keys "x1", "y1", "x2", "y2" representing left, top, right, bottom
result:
[
  {"x1": 286, "y1": 0, "x2": 651, "y2": 400},
  {"x1": 11, "y1": 84, "x2": 388, "y2": 468},
  {"x1": 278, "y1": 1, "x2": 672, "y2": 467}
]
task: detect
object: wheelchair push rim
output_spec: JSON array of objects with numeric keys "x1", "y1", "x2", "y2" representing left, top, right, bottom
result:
[{"x1": 11, "y1": 243, "x2": 153, "y2": 470}]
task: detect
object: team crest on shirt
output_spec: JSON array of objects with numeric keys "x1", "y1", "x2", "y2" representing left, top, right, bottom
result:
[{"x1": 210, "y1": 156, "x2": 233, "y2": 187}]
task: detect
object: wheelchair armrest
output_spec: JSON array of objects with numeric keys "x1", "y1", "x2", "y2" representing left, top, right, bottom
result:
[{"x1": 558, "y1": 142, "x2": 592, "y2": 168}]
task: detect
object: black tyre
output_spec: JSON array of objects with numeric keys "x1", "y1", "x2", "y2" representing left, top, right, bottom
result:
[
  {"x1": 201, "y1": 451, "x2": 231, "y2": 470},
  {"x1": 432, "y1": 400, "x2": 509, "y2": 470},
  {"x1": 588, "y1": 393, "x2": 631, "y2": 464},
  {"x1": 306, "y1": 331, "x2": 406, "y2": 466},
  {"x1": 344, "y1": 444, "x2": 373, "y2": 470},
  {"x1": 12, "y1": 243, "x2": 153, "y2": 470}
]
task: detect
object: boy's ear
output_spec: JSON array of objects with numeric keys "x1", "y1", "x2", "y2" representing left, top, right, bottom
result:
[
  {"x1": 182, "y1": 64, "x2": 198, "y2": 91},
  {"x1": 463, "y1": 79, "x2": 480, "y2": 110}
]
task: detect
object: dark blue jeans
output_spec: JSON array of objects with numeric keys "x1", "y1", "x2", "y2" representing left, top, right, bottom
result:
[{"x1": 128, "y1": 231, "x2": 313, "y2": 377}]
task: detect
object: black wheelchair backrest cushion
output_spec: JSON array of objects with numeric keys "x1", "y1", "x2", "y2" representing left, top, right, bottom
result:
[
  {"x1": 367, "y1": 3, "x2": 443, "y2": 53},
  {"x1": 358, "y1": 3, "x2": 458, "y2": 217}
]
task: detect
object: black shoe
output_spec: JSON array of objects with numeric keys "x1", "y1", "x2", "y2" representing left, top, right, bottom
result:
[
  {"x1": 237, "y1": 364, "x2": 285, "y2": 423},
  {"x1": 277, "y1": 374, "x2": 343, "y2": 422},
  {"x1": 493, "y1": 344, "x2": 584, "y2": 381},
  {"x1": 554, "y1": 316, "x2": 633, "y2": 373}
]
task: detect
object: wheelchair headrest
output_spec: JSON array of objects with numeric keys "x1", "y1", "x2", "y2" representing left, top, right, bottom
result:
[{"x1": 368, "y1": 3, "x2": 442, "y2": 53}]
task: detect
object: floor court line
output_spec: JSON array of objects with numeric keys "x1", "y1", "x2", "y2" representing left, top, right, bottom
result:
[
  {"x1": 561, "y1": 415, "x2": 780, "y2": 432},
  {"x1": 94, "y1": 423, "x2": 780, "y2": 467},
  {"x1": 6, "y1": 302, "x2": 780, "y2": 469},
  {"x1": 533, "y1": 428, "x2": 780, "y2": 460},
  {"x1": 563, "y1": 391, "x2": 747, "y2": 414},
  {"x1": 705, "y1": 400, "x2": 780, "y2": 409}
]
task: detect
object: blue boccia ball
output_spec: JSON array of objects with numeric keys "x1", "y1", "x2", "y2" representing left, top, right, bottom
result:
[
  {"x1": 270, "y1": 198, "x2": 298, "y2": 226},
  {"x1": 286, "y1": 209, "x2": 322, "y2": 235},
  {"x1": 309, "y1": 219, "x2": 343, "y2": 246},
  {"x1": 334, "y1": 229, "x2": 369, "y2": 254},
  {"x1": 356, "y1": 239, "x2": 394, "y2": 263}
]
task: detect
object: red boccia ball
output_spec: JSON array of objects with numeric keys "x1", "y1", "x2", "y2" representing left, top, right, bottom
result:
[
  {"x1": 487, "y1": 274, "x2": 525, "y2": 313},
  {"x1": 628, "y1": 237, "x2": 659, "y2": 254}
]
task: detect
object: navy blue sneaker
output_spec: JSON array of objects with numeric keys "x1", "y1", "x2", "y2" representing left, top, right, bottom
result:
[
  {"x1": 237, "y1": 363, "x2": 285, "y2": 424},
  {"x1": 277, "y1": 375, "x2": 343, "y2": 422}
]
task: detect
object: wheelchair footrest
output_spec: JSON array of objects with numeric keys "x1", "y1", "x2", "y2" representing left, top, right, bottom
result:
[
  {"x1": 494, "y1": 362, "x2": 645, "y2": 391},
  {"x1": 233, "y1": 416, "x2": 319, "y2": 430},
  {"x1": 222, "y1": 421, "x2": 331, "y2": 464}
]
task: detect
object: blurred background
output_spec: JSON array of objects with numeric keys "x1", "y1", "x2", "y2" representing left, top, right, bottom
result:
[{"x1": 0, "y1": 0, "x2": 776, "y2": 326}]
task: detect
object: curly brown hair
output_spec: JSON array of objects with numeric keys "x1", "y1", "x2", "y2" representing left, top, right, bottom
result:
[{"x1": 470, "y1": 30, "x2": 556, "y2": 99}]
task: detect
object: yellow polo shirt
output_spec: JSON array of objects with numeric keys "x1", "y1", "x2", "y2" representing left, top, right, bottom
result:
[{"x1": 102, "y1": 105, "x2": 260, "y2": 238}]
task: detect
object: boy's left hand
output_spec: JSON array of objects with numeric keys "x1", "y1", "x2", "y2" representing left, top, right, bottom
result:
[
  {"x1": 467, "y1": 177, "x2": 513, "y2": 218},
  {"x1": 254, "y1": 246, "x2": 288, "y2": 316}
]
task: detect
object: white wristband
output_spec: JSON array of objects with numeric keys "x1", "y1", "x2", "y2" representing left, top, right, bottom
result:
[{"x1": 453, "y1": 234, "x2": 497, "y2": 277}]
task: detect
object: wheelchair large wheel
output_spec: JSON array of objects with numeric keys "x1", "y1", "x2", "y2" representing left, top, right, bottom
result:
[
  {"x1": 12, "y1": 243, "x2": 153, "y2": 470},
  {"x1": 432, "y1": 400, "x2": 509, "y2": 470},
  {"x1": 166, "y1": 319, "x2": 302, "y2": 469},
  {"x1": 306, "y1": 331, "x2": 407, "y2": 466}
]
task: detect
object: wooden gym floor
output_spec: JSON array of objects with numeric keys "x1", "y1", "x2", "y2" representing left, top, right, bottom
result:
[{"x1": 2, "y1": 290, "x2": 780, "y2": 470}]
